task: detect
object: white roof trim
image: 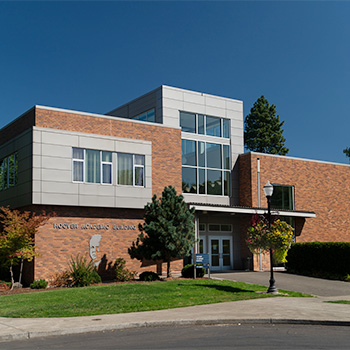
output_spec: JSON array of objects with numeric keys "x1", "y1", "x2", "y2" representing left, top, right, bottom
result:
[{"x1": 189, "y1": 204, "x2": 316, "y2": 218}]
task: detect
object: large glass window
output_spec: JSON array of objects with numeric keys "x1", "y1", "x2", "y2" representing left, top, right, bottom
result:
[
  {"x1": 206, "y1": 116, "x2": 221, "y2": 137},
  {"x1": 182, "y1": 140, "x2": 230, "y2": 196},
  {"x1": 182, "y1": 167, "x2": 197, "y2": 193},
  {"x1": 117, "y1": 153, "x2": 145, "y2": 187},
  {"x1": 0, "y1": 152, "x2": 18, "y2": 191},
  {"x1": 180, "y1": 112, "x2": 196, "y2": 133},
  {"x1": 180, "y1": 111, "x2": 230, "y2": 139},
  {"x1": 132, "y1": 109, "x2": 156, "y2": 123},
  {"x1": 271, "y1": 185, "x2": 294, "y2": 210},
  {"x1": 206, "y1": 143, "x2": 221, "y2": 169},
  {"x1": 182, "y1": 140, "x2": 196, "y2": 166}
]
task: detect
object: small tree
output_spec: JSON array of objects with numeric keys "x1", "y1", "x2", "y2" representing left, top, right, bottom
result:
[
  {"x1": 128, "y1": 186, "x2": 195, "y2": 277},
  {"x1": 343, "y1": 147, "x2": 350, "y2": 163},
  {"x1": 246, "y1": 214, "x2": 294, "y2": 263},
  {"x1": 244, "y1": 95, "x2": 289, "y2": 155},
  {"x1": 0, "y1": 207, "x2": 50, "y2": 287}
]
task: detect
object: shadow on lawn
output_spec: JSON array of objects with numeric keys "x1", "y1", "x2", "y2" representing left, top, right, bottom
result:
[{"x1": 178, "y1": 283, "x2": 255, "y2": 294}]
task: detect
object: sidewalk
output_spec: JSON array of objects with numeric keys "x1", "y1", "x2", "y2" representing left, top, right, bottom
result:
[{"x1": 1, "y1": 275, "x2": 350, "y2": 342}]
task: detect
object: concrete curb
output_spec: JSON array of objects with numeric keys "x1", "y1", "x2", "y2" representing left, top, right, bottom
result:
[{"x1": 2, "y1": 318, "x2": 350, "y2": 343}]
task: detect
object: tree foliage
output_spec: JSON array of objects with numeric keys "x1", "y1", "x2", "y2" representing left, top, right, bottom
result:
[
  {"x1": 343, "y1": 147, "x2": 350, "y2": 163},
  {"x1": 0, "y1": 207, "x2": 50, "y2": 287},
  {"x1": 128, "y1": 186, "x2": 195, "y2": 277},
  {"x1": 244, "y1": 95, "x2": 289, "y2": 155}
]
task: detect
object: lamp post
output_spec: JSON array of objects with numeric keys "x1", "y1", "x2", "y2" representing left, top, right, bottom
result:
[{"x1": 263, "y1": 181, "x2": 278, "y2": 294}]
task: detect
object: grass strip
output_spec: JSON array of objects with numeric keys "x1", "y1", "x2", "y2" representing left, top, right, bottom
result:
[
  {"x1": 325, "y1": 300, "x2": 350, "y2": 305},
  {"x1": 0, "y1": 279, "x2": 309, "y2": 318}
]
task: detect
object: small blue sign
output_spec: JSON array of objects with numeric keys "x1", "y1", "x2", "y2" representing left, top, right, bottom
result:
[{"x1": 195, "y1": 253, "x2": 210, "y2": 266}]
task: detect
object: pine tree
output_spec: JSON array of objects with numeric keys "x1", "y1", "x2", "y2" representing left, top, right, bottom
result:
[
  {"x1": 244, "y1": 96, "x2": 289, "y2": 155},
  {"x1": 343, "y1": 147, "x2": 350, "y2": 163},
  {"x1": 128, "y1": 186, "x2": 195, "y2": 277}
]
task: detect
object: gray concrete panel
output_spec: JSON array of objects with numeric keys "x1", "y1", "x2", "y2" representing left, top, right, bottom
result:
[{"x1": 41, "y1": 131, "x2": 79, "y2": 147}]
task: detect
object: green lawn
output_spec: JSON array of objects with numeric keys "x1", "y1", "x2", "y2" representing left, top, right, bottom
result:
[{"x1": 0, "y1": 279, "x2": 309, "y2": 318}]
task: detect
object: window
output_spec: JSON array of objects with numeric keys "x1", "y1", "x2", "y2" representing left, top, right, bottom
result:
[
  {"x1": 72, "y1": 148, "x2": 113, "y2": 185},
  {"x1": 206, "y1": 116, "x2": 221, "y2": 137},
  {"x1": 132, "y1": 109, "x2": 156, "y2": 123},
  {"x1": 208, "y1": 224, "x2": 232, "y2": 232},
  {"x1": 0, "y1": 152, "x2": 18, "y2": 190},
  {"x1": 180, "y1": 112, "x2": 196, "y2": 133},
  {"x1": 199, "y1": 223, "x2": 206, "y2": 231},
  {"x1": 117, "y1": 153, "x2": 145, "y2": 187},
  {"x1": 101, "y1": 151, "x2": 112, "y2": 184},
  {"x1": 271, "y1": 185, "x2": 294, "y2": 210},
  {"x1": 182, "y1": 140, "x2": 230, "y2": 196},
  {"x1": 180, "y1": 111, "x2": 230, "y2": 139}
]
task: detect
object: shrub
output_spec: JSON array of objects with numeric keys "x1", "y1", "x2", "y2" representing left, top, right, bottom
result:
[
  {"x1": 30, "y1": 279, "x2": 48, "y2": 289},
  {"x1": 139, "y1": 271, "x2": 159, "y2": 281},
  {"x1": 49, "y1": 270, "x2": 72, "y2": 288},
  {"x1": 181, "y1": 264, "x2": 205, "y2": 278},
  {"x1": 69, "y1": 254, "x2": 101, "y2": 287},
  {"x1": 286, "y1": 242, "x2": 350, "y2": 280},
  {"x1": 115, "y1": 258, "x2": 135, "y2": 282}
]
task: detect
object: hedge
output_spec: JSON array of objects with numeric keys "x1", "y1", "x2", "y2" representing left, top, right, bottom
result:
[{"x1": 286, "y1": 242, "x2": 350, "y2": 279}]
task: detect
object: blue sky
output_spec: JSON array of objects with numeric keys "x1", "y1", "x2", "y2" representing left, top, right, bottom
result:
[{"x1": 1, "y1": 1, "x2": 349, "y2": 163}]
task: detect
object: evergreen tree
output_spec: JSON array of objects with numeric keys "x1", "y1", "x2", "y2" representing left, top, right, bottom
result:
[
  {"x1": 244, "y1": 96, "x2": 289, "y2": 155},
  {"x1": 128, "y1": 186, "x2": 195, "y2": 277},
  {"x1": 343, "y1": 147, "x2": 350, "y2": 163}
]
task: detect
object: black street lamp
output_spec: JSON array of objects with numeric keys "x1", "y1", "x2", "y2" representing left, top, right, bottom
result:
[{"x1": 263, "y1": 181, "x2": 278, "y2": 294}]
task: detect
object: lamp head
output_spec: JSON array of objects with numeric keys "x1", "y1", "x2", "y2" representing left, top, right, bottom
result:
[{"x1": 263, "y1": 181, "x2": 274, "y2": 198}]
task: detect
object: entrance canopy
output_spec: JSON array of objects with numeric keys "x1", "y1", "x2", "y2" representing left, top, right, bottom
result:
[{"x1": 188, "y1": 203, "x2": 316, "y2": 218}]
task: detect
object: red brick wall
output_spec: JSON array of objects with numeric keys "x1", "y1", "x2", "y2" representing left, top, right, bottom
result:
[
  {"x1": 34, "y1": 107, "x2": 182, "y2": 197},
  {"x1": 239, "y1": 153, "x2": 350, "y2": 243},
  {"x1": 26, "y1": 205, "x2": 183, "y2": 280}
]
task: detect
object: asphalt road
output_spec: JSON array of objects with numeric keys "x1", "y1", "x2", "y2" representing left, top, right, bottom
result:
[
  {"x1": 211, "y1": 271, "x2": 350, "y2": 297},
  {"x1": 2, "y1": 324, "x2": 350, "y2": 350}
]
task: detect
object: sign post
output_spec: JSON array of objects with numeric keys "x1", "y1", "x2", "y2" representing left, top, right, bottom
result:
[{"x1": 195, "y1": 253, "x2": 210, "y2": 278}]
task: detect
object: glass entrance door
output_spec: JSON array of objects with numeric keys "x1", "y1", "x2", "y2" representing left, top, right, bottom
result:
[{"x1": 209, "y1": 236, "x2": 233, "y2": 270}]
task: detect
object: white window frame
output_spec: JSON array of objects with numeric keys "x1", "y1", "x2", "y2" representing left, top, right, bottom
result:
[
  {"x1": 117, "y1": 153, "x2": 145, "y2": 188},
  {"x1": 133, "y1": 155, "x2": 145, "y2": 187},
  {"x1": 101, "y1": 151, "x2": 113, "y2": 185}
]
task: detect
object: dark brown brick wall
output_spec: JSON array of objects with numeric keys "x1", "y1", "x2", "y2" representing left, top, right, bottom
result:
[{"x1": 239, "y1": 153, "x2": 350, "y2": 243}]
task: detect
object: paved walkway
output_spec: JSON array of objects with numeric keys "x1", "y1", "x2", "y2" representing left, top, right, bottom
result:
[
  {"x1": 211, "y1": 271, "x2": 350, "y2": 297},
  {"x1": 0, "y1": 272, "x2": 349, "y2": 343}
]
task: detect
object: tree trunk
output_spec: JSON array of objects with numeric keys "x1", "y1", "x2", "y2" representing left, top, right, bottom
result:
[
  {"x1": 167, "y1": 261, "x2": 171, "y2": 278},
  {"x1": 19, "y1": 258, "x2": 23, "y2": 285},
  {"x1": 10, "y1": 262, "x2": 14, "y2": 290}
]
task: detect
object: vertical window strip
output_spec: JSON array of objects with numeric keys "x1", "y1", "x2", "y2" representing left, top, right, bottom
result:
[
  {"x1": 72, "y1": 148, "x2": 85, "y2": 182},
  {"x1": 101, "y1": 151, "x2": 112, "y2": 185},
  {"x1": 0, "y1": 152, "x2": 19, "y2": 191}
]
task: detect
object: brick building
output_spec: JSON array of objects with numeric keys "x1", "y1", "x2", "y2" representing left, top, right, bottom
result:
[{"x1": 0, "y1": 86, "x2": 347, "y2": 282}]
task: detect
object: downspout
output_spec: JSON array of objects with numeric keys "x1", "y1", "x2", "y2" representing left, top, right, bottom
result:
[
  {"x1": 194, "y1": 212, "x2": 199, "y2": 279},
  {"x1": 257, "y1": 158, "x2": 263, "y2": 271}
]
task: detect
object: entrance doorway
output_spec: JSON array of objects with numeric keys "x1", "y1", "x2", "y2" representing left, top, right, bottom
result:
[{"x1": 209, "y1": 236, "x2": 233, "y2": 271}]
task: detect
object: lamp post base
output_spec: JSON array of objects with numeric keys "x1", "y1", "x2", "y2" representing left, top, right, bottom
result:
[{"x1": 267, "y1": 278, "x2": 278, "y2": 294}]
